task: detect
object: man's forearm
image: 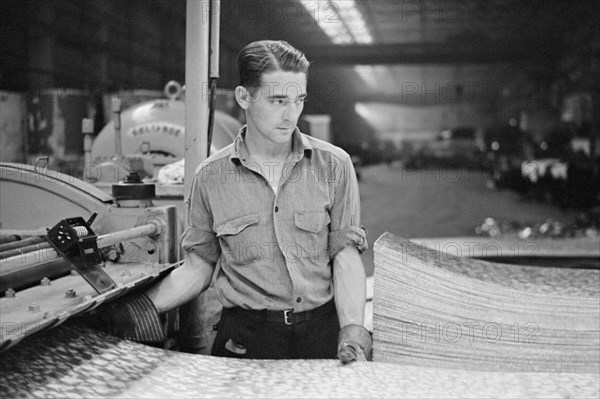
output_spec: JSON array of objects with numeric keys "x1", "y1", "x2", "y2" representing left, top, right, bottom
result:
[
  {"x1": 145, "y1": 252, "x2": 214, "y2": 314},
  {"x1": 333, "y1": 245, "x2": 366, "y2": 327}
]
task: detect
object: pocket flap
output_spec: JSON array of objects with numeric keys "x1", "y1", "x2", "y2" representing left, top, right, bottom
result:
[
  {"x1": 294, "y1": 211, "x2": 330, "y2": 233},
  {"x1": 216, "y1": 214, "x2": 259, "y2": 236}
]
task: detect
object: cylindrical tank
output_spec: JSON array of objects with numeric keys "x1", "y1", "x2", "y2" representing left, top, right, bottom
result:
[{"x1": 91, "y1": 99, "x2": 241, "y2": 162}]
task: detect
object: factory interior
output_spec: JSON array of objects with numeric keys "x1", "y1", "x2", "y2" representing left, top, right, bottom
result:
[{"x1": 1, "y1": 1, "x2": 599, "y2": 398}]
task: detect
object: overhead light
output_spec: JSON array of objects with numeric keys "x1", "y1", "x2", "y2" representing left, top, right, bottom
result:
[
  {"x1": 299, "y1": 1, "x2": 376, "y2": 89},
  {"x1": 299, "y1": 1, "x2": 373, "y2": 44}
]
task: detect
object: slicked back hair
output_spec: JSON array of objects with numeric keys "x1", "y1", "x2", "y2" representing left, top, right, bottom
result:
[{"x1": 238, "y1": 40, "x2": 309, "y2": 94}]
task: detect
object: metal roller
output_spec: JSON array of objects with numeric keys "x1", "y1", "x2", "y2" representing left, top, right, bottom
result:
[
  {"x1": 73, "y1": 226, "x2": 88, "y2": 238},
  {"x1": 0, "y1": 242, "x2": 51, "y2": 261},
  {"x1": 0, "y1": 222, "x2": 160, "y2": 293},
  {"x1": 0, "y1": 236, "x2": 46, "y2": 253}
]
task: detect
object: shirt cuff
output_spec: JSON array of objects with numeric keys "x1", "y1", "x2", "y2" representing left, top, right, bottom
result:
[
  {"x1": 328, "y1": 226, "x2": 368, "y2": 258},
  {"x1": 181, "y1": 227, "x2": 220, "y2": 265}
]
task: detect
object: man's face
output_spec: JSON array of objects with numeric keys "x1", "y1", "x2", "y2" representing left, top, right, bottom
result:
[{"x1": 241, "y1": 70, "x2": 307, "y2": 145}]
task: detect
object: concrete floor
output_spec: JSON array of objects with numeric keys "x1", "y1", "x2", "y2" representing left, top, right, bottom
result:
[{"x1": 358, "y1": 163, "x2": 581, "y2": 276}]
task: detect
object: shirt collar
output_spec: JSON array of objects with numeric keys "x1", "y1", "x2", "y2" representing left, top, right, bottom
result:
[{"x1": 231, "y1": 125, "x2": 313, "y2": 164}]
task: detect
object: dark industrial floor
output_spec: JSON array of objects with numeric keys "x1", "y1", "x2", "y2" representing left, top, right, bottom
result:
[{"x1": 359, "y1": 164, "x2": 582, "y2": 275}]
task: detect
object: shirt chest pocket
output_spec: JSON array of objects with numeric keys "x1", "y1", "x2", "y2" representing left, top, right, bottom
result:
[
  {"x1": 292, "y1": 211, "x2": 331, "y2": 260},
  {"x1": 215, "y1": 214, "x2": 261, "y2": 265}
]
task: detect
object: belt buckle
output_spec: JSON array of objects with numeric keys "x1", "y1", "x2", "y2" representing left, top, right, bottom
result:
[{"x1": 283, "y1": 309, "x2": 293, "y2": 325}]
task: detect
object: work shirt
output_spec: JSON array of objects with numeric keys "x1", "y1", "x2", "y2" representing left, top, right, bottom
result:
[{"x1": 181, "y1": 126, "x2": 362, "y2": 313}]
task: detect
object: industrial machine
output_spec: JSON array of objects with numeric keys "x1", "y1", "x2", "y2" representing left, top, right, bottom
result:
[
  {"x1": 85, "y1": 81, "x2": 241, "y2": 235},
  {"x1": 1, "y1": 2, "x2": 598, "y2": 396},
  {"x1": 0, "y1": 82, "x2": 242, "y2": 352},
  {"x1": 89, "y1": 81, "x2": 241, "y2": 186},
  {"x1": 0, "y1": 162, "x2": 180, "y2": 351},
  {"x1": 0, "y1": 0, "x2": 236, "y2": 356}
]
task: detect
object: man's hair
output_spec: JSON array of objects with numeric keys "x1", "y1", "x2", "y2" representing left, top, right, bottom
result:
[{"x1": 238, "y1": 40, "x2": 309, "y2": 93}]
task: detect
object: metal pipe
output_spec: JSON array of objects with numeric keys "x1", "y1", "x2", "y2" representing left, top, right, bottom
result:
[
  {"x1": 0, "y1": 228, "x2": 48, "y2": 237},
  {"x1": 96, "y1": 223, "x2": 159, "y2": 248},
  {"x1": 0, "y1": 212, "x2": 97, "y2": 255},
  {"x1": 0, "y1": 236, "x2": 46, "y2": 253},
  {"x1": 209, "y1": 0, "x2": 220, "y2": 79},
  {"x1": 113, "y1": 97, "x2": 122, "y2": 159},
  {"x1": 207, "y1": 78, "x2": 217, "y2": 158},
  {"x1": 0, "y1": 242, "x2": 51, "y2": 260},
  {"x1": 0, "y1": 258, "x2": 71, "y2": 293},
  {"x1": 0, "y1": 235, "x2": 21, "y2": 245},
  {"x1": 82, "y1": 118, "x2": 94, "y2": 179},
  {"x1": 206, "y1": 0, "x2": 221, "y2": 158},
  {"x1": 0, "y1": 223, "x2": 159, "y2": 278},
  {"x1": 184, "y1": 0, "x2": 211, "y2": 219}
]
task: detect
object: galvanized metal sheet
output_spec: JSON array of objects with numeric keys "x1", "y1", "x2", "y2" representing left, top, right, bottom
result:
[{"x1": 0, "y1": 322, "x2": 598, "y2": 398}]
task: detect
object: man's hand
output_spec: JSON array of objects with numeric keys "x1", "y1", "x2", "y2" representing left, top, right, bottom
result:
[{"x1": 337, "y1": 324, "x2": 373, "y2": 364}]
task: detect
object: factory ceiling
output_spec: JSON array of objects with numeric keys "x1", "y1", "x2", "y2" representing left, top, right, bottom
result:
[
  {"x1": 1, "y1": 0, "x2": 597, "y2": 110},
  {"x1": 205, "y1": 0, "x2": 595, "y2": 142},
  {"x1": 271, "y1": 0, "x2": 591, "y2": 63},
  {"x1": 245, "y1": 0, "x2": 599, "y2": 102}
]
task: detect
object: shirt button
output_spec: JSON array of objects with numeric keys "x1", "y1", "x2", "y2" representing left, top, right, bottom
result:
[
  {"x1": 296, "y1": 297, "x2": 302, "y2": 303},
  {"x1": 274, "y1": 206, "x2": 279, "y2": 212}
]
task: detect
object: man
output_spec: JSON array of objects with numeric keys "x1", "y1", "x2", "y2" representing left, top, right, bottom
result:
[{"x1": 117, "y1": 40, "x2": 371, "y2": 361}]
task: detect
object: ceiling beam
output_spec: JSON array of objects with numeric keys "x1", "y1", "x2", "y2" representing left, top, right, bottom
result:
[{"x1": 304, "y1": 42, "x2": 557, "y2": 65}]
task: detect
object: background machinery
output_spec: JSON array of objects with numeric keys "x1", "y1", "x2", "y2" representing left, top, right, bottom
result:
[{"x1": 0, "y1": 0, "x2": 239, "y2": 351}]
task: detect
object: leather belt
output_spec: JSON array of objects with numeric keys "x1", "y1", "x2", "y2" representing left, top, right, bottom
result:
[{"x1": 227, "y1": 300, "x2": 335, "y2": 326}]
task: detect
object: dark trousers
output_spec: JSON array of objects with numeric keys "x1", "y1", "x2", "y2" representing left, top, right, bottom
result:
[{"x1": 211, "y1": 302, "x2": 340, "y2": 359}]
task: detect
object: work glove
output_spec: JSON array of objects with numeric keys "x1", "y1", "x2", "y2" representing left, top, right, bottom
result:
[
  {"x1": 329, "y1": 226, "x2": 368, "y2": 258},
  {"x1": 85, "y1": 293, "x2": 166, "y2": 345},
  {"x1": 337, "y1": 324, "x2": 373, "y2": 364}
]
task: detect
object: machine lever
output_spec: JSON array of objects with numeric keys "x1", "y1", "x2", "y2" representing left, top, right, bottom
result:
[
  {"x1": 87, "y1": 212, "x2": 98, "y2": 227},
  {"x1": 45, "y1": 217, "x2": 116, "y2": 294}
]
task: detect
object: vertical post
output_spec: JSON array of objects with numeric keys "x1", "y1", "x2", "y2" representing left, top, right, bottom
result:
[
  {"x1": 210, "y1": 0, "x2": 220, "y2": 79},
  {"x1": 184, "y1": 0, "x2": 211, "y2": 213},
  {"x1": 82, "y1": 118, "x2": 94, "y2": 180},
  {"x1": 112, "y1": 97, "x2": 122, "y2": 159}
]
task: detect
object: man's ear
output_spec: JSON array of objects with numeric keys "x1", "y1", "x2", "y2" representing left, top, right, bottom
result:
[{"x1": 235, "y1": 86, "x2": 251, "y2": 109}]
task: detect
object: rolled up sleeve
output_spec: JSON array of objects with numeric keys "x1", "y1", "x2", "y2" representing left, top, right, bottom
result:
[
  {"x1": 328, "y1": 155, "x2": 367, "y2": 257},
  {"x1": 180, "y1": 168, "x2": 220, "y2": 266}
]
